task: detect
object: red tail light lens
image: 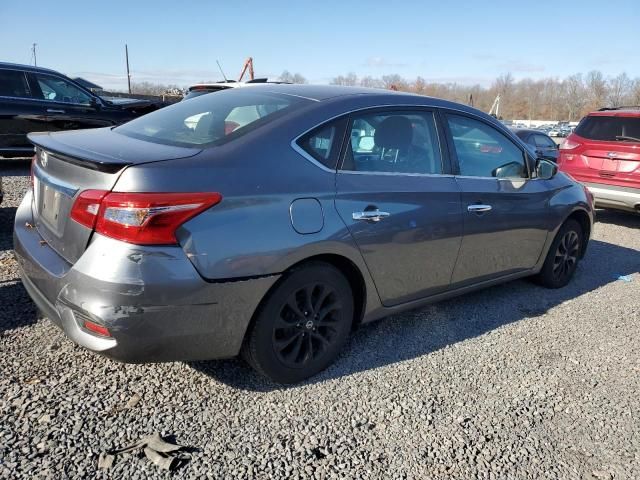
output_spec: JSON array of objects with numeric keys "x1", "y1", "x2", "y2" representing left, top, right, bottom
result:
[
  {"x1": 70, "y1": 189, "x2": 109, "y2": 229},
  {"x1": 30, "y1": 154, "x2": 36, "y2": 187},
  {"x1": 71, "y1": 191, "x2": 222, "y2": 245},
  {"x1": 83, "y1": 319, "x2": 111, "y2": 337}
]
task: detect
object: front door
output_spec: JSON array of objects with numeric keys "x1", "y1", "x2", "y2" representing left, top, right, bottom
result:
[
  {"x1": 28, "y1": 72, "x2": 111, "y2": 132},
  {"x1": 443, "y1": 112, "x2": 551, "y2": 285},
  {"x1": 335, "y1": 109, "x2": 463, "y2": 306}
]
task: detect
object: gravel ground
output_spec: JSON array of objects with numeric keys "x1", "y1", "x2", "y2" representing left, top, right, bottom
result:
[{"x1": 1, "y1": 161, "x2": 639, "y2": 479}]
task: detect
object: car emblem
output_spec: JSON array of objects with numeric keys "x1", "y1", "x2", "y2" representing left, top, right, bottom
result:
[
  {"x1": 41, "y1": 150, "x2": 48, "y2": 167},
  {"x1": 607, "y1": 152, "x2": 617, "y2": 158}
]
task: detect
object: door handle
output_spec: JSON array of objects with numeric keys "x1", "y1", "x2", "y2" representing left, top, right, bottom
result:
[
  {"x1": 467, "y1": 204, "x2": 492, "y2": 213},
  {"x1": 352, "y1": 210, "x2": 390, "y2": 222},
  {"x1": 46, "y1": 109, "x2": 65, "y2": 114}
]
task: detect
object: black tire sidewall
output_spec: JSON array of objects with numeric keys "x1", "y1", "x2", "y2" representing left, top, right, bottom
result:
[
  {"x1": 538, "y1": 219, "x2": 583, "y2": 289},
  {"x1": 246, "y1": 263, "x2": 354, "y2": 384}
]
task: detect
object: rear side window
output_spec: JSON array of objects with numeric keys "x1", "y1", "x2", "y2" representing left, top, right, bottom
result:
[
  {"x1": 117, "y1": 89, "x2": 308, "y2": 147},
  {"x1": 296, "y1": 118, "x2": 347, "y2": 169},
  {"x1": 575, "y1": 116, "x2": 640, "y2": 142},
  {"x1": 0, "y1": 69, "x2": 31, "y2": 98},
  {"x1": 342, "y1": 111, "x2": 443, "y2": 174}
]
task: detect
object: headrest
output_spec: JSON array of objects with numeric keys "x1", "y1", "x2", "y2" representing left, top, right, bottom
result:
[{"x1": 374, "y1": 116, "x2": 412, "y2": 151}]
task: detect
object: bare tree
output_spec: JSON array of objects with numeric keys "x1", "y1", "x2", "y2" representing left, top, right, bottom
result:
[
  {"x1": 564, "y1": 74, "x2": 586, "y2": 121},
  {"x1": 585, "y1": 70, "x2": 607, "y2": 110},
  {"x1": 608, "y1": 73, "x2": 632, "y2": 107},
  {"x1": 331, "y1": 72, "x2": 358, "y2": 86},
  {"x1": 279, "y1": 70, "x2": 308, "y2": 84},
  {"x1": 381, "y1": 74, "x2": 406, "y2": 90},
  {"x1": 360, "y1": 76, "x2": 384, "y2": 88}
]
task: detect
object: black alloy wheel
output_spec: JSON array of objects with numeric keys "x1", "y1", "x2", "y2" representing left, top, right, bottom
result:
[
  {"x1": 243, "y1": 263, "x2": 354, "y2": 383},
  {"x1": 534, "y1": 219, "x2": 583, "y2": 289}
]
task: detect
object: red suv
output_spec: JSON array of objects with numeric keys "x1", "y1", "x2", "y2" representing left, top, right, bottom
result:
[{"x1": 558, "y1": 107, "x2": 640, "y2": 213}]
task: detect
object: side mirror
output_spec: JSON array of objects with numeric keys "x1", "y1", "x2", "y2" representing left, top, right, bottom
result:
[
  {"x1": 492, "y1": 161, "x2": 525, "y2": 178},
  {"x1": 90, "y1": 96, "x2": 101, "y2": 109},
  {"x1": 536, "y1": 158, "x2": 558, "y2": 180}
]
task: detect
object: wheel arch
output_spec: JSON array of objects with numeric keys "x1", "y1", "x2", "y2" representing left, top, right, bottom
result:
[
  {"x1": 243, "y1": 253, "x2": 368, "y2": 349},
  {"x1": 565, "y1": 208, "x2": 592, "y2": 258}
]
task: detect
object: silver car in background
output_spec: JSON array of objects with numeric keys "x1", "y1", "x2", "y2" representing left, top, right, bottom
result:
[{"x1": 14, "y1": 85, "x2": 593, "y2": 383}]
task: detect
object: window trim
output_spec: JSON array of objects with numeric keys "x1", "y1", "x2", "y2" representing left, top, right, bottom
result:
[
  {"x1": 441, "y1": 109, "x2": 532, "y2": 180},
  {"x1": 337, "y1": 106, "x2": 448, "y2": 177},
  {"x1": 294, "y1": 117, "x2": 349, "y2": 171}
]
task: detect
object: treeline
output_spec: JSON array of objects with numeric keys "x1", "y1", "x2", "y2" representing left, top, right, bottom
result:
[
  {"x1": 330, "y1": 71, "x2": 640, "y2": 121},
  {"x1": 125, "y1": 70, "x2": 640, "y2": 122}
]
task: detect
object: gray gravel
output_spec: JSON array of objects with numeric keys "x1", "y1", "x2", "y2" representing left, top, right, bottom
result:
[{"x1": 1, "y1": 162, "x2": 639, "y2": 479}]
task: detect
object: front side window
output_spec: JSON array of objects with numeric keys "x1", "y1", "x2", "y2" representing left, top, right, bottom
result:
[
  {"x1": 117, "y1": 89, "x2": 308, "y2": 147},
  {"x1": 0, "y1": 70, "x2": 31, "y2": 98},
  {"x1": 342, "y1": 111, "x2": 442, "y2": 174},
  {"x1": 447, "y1": 114, "x2": 527, "y2": 179},
  {"x1": 34, "y1": 74, "x2": 92, "y2": 105}
]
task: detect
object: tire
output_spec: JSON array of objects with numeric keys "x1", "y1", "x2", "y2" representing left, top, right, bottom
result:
[
  {"x1": 242, "y1": 262, "x2": 354, "y2": 384},
  {"x1": 534, "y1": 219, "x2": 583, "y2": 289}
]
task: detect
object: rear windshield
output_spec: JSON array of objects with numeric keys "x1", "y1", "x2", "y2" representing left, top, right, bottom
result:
[
  {"x1": 575, "y1": 115, "x2": 640, "y2": 142},
  {"x1": 116, "y1": 89, "x2": 308, "y2": 147}
]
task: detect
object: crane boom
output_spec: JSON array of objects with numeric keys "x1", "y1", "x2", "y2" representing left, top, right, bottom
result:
[
  {"x1": 489, "y1": 94, "x2": 501, "y2": 118},
  {"x1": 238, "y1": 57, "x2": 255, "y2": 82}
]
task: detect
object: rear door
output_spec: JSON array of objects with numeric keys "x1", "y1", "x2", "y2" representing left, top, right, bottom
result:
[
  {"x1": 334, "y1": 108, "x2": 463, "y2": 306},
  {"x1": 0, "y1": 68, "x2": 48, "y2": 154},
  {"x1": 442, "y1": 112, "x2": 551, "y2": 285},
  {"x1": 28, "y1": 72, "x2": 112, "y2": 132}
]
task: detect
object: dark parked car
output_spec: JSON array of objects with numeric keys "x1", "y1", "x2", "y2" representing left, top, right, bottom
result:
[
  {"x1": 512, "y1": 128, "x2": 559, "y2": 162},
  {"x1": 15, "y1": 85, "x2": 594, "y2": 383},
  {"x1": 0, "y1": 62, "x2": 161, "y2": 158}
]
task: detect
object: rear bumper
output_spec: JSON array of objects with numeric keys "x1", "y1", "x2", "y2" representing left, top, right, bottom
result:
[
  {"x1": 583, "y1": 182, "x2": 640, "y2": 213},
  {"x1": 14, "y1": 190, "x2": 280, "y2": 363}
]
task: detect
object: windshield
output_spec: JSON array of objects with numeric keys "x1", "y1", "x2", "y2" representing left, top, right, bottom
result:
[
  {"x1": 116, "y1": 88, "x2": 308, "y2": 147},
  {"x1": 575, "y1": 115, "x2": 640, "y2": 142}
]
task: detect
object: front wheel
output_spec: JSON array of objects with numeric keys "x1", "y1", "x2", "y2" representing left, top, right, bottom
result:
[
  {"x1": 242, "y1": 263, "x2": 354, "y2": 384},
  {"x1": 534, "y1": 219, "x2": 583, "y2": 289}
]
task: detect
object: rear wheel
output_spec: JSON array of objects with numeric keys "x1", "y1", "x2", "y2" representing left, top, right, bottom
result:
[
  {"x1": 534, "y1": 219, "x2": 583, "y2": 288},
  {"x1": 242, "y1": 263, "x2": 353, "y2": 384}
]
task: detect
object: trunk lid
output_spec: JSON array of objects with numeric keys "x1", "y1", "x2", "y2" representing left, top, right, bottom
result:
[
  {"x1": 575, "y1": 137, "x2": 640, "y2": 187},
  {"x1": 28, "y1": 128, "x2": 201, "y2": 264}
]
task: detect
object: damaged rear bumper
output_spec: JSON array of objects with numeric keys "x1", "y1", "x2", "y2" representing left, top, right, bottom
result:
[{"x1": 14, "y1": 190, "x2": 279, "y2": 363}]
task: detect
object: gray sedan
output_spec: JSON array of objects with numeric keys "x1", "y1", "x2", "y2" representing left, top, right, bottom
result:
[{"x1": 14, "y1": 85, "x2": 594, "y2": 383}]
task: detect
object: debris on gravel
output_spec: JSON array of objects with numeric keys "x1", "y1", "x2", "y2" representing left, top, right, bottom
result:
[{"x1": 1, "y1": 163, "x2": 639, "y2": 479}]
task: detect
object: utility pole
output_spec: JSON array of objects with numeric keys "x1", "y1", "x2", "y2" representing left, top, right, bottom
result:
[
  {"x1": 31, "y1": 43, "x2": 37, "y2": 66},
  {"x1": 125, "y1": 44, "x2": 131, "y2": 94}
]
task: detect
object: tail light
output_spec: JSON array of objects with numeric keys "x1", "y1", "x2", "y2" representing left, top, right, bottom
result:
[
  {"x1": 70, "y1": 191, "x2": 222, "y2": 245},
  {"x1": 30, "y1": 154, "x2": 36, "y2": 187},
  {"x1": 559, "y1": 139, "x2": 581, "y2": 150}
]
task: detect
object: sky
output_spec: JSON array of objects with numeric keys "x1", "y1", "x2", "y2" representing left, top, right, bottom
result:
[{"x1": 1, "y1": 0, "x2": 639, "y2": 91}]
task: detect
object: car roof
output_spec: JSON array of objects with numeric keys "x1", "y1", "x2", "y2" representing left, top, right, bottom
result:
[
  {"x1": 511, "y1": 128, "x2": 545, "y2": 136},
  {"x1": 0, "y1": 61, "x2": 62, "y2": 75},
  {"x1": 589, "y1": 107, "x2": 640, "y2": 118}
]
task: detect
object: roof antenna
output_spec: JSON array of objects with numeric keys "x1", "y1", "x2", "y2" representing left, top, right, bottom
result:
[{"x1": 216, "y1": 60, "x2": 228, "y2": 82}]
